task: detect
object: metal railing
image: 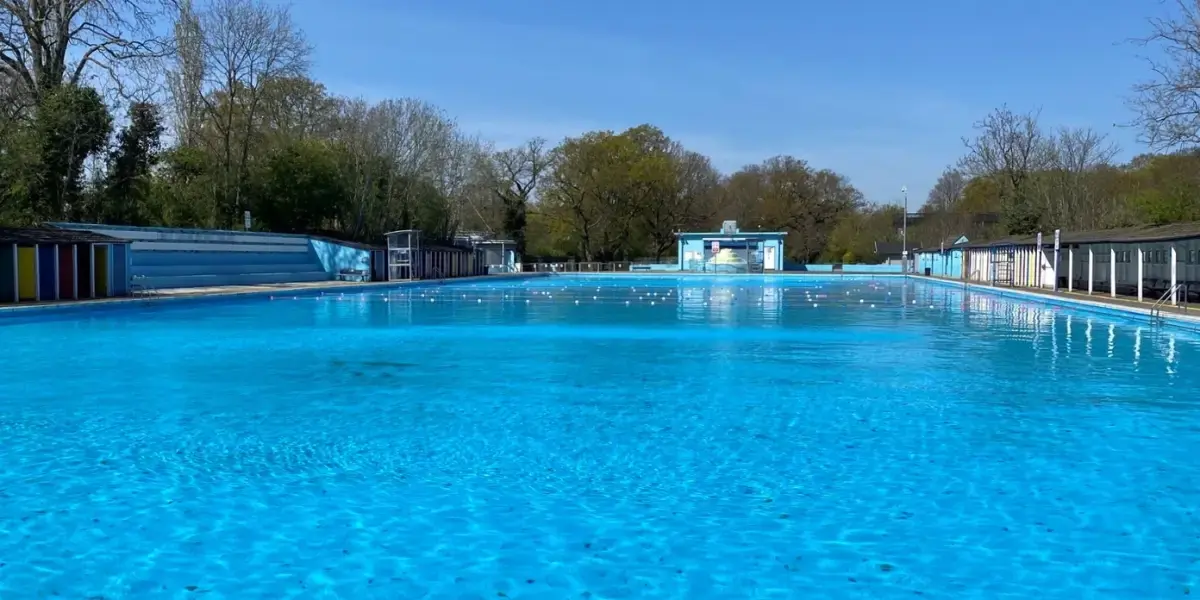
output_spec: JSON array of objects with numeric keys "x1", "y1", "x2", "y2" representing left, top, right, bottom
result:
[
  {"x1": 522, "y1": 262, "x2": 633, "y2": 272},
  {"x1": 1149, "y1": 283, "x2": 1184, "y2": 324}
]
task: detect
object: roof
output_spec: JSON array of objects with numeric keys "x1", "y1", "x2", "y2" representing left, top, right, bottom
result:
[
  {"x1": 675, "y1": 231, "x2": 788, "y2": 239},
  {"x1": 0, "y1": 226, "x2": 125, "y2": 245},
  {"x1": 911, "y1": 234, "x2": 970, "y2": 253},
  {"x1": 424, "y1": 243, "x2": 480, "y2": 254},
  {"x1": 962, "y1": 221, "x2": 1200, "y2": 248},
  {"x1": 874, "y1": 241, "x2": 920, "y2": 255}
]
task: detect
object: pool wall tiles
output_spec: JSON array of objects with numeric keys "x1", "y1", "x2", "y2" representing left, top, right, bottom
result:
[
  {"x1": 37, "y1": 244, "x2": 57, "y2": 301},
  {"x1": 16, "y1": 246, "x2": 37, "y2": 301},
  {"x1": 57, "y1": 244, "x2": 76, "y2": 300},
  {"x1": 0, "y1": 243, "x2": 16, "y2": 303}
]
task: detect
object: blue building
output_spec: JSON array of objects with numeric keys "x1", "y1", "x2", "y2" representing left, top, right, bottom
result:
[
  {"x1": 675, "y1": 221, "x2": 787, "y2": 272},
  {"x1": 915, "y1": 234, "x2": 969, "y2": 277}
]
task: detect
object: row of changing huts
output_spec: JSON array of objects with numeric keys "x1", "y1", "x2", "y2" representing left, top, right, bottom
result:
[
  {"x1": 0, "y1": 227, "x2": 132, "y2": 304},
  {"x1": 914, "y1": 222, "x2": 1200, "y2": 303}
]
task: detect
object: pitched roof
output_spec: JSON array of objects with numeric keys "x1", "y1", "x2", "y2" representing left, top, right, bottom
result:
[
  {"x1": 912, "y1": 234, "x2": 970, "y2": 252},
  {"x1": 962, "y1": 221, "x2": 1200, "y2": 248},
  {"x1": 0, "y1": 226, "x2": 125, "y2": 245}
]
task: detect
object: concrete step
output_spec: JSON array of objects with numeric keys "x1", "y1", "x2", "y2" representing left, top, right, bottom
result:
[
  {"x1": 135, "y1": 263, "x2": 327, "y2": 277},
  {"x1": 140, "y1": 271, "x2": 332, "y2": 289},
  {"x1": 135, "y1": 250, "x2": 314, "y2": 267}
]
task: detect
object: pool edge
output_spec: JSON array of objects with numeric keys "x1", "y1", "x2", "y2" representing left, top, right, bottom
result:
[
  {"x1": 917, "y1": 275, "x2": 1200, "y2": 331},
  {"x1": 0, "y1": 273, "x2": 548, "y2": 320}
]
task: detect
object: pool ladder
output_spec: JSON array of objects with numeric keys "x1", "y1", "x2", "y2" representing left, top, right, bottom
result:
[{"x1": 1149, "y1": 283, "x2": 1184, "y2": 325}]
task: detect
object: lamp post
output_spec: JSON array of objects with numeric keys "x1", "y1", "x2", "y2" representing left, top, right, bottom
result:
[{"x1": 900, "y1": 186, "x2": 908, "y2": 273}]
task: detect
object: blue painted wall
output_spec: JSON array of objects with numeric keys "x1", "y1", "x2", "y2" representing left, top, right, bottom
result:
[
  {"x1": 309, "y1": 239, "x2": 371, "y2": 276},
  {"x1": 50, "y1": 223, "x2": 381, "y2": 290},
  {"x1": 916, "y1": 249, "x2": 965, "y2": 278}
]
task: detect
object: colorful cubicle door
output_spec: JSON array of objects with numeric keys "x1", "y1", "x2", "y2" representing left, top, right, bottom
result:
[
  {"x1": 57, "y1": 244, "x2": 76, "y2": 300},
  {"x1": 94, "y1": 244, "x2": 110, "y2": 297},
  {"x1": 76, "y1": 243, "x2": 93, "y2": 299},
  {"x1": 37, "y1": 244, "x2": 57, "y2": 301},
  {"x1": 0, "y1": 243, "x2": 16, "y2": 302},
  {"x1": 16, "y1": 245, "x2": 37, "y2": 301}
]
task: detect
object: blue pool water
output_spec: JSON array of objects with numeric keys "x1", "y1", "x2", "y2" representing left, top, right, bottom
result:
[{"x1": 1, "y1": 275, "x2": 1198, "y2": 599}]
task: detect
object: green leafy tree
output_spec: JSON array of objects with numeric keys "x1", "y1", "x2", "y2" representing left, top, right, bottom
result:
[{"x1": 96, "y1": 103, "x2": 165, "y2": 225}]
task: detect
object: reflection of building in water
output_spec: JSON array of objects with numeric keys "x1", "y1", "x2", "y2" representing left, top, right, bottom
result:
[
  {"x1": 676, "y1": 285, "x2": 737, "y2": 322},
  {"x1": 760, "y1": 284, "x2": 781, "y2": 322}
]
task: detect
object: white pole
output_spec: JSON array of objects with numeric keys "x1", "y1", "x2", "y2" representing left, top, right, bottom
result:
[
  {"x1": 1171, "y1": 246, "x2": 1178, "y2": 306},
  {"x1": 1088, "y1": 248, "x2": 1094, "y2": 294},
  {"x1": 901, "y1": 186, "x2": 908, "y2": 273},
  {"x1": 1137, "y1": 247, "x2": 1144, "y2": 302},
  {"x1": 1110, "y1": 248, "x2": 1116, "y2": 298},
  {"x1": 1067, "y1": 247, "x2": 1074, "y2": 292}
]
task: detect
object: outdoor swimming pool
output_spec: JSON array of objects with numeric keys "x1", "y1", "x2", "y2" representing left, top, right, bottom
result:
[{"x1": 1, "y1": 275, "x2": 1197, "y2": 599}]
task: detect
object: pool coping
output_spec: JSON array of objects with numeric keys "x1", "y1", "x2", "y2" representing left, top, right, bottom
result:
[
  {"x1": 918, "y1": 275, "x2": 1200, "y2": 331},
  {"x1": 0, "y1": 273, "x2": 547, "y2": 320}
]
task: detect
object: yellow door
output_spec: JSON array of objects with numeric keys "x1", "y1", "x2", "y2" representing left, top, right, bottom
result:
[{"x1": 17, "y1": 247, "x2": 36, "y2": 300}]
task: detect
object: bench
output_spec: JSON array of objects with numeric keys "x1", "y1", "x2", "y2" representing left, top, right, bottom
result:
[
  {"x1": 338, "y1": 268, "x2": 370, "y2": 282},
  {"x1": 130, "y1": 274, "x2": 156, "y2": 297}
]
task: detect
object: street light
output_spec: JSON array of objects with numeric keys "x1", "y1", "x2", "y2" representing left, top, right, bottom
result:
[{"x1": 900, "y1": 185, "x2": 908, "y2": 273}]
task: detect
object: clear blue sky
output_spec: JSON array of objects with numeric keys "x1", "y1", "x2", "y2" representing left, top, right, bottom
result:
[{"x1": 288, "y1": 0, "x2": 1171, "y2": 207}]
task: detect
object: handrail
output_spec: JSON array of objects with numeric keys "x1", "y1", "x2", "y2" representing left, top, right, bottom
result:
[{"x1": 1149, "y1": 283, "x2": 1183, "y2": 324}]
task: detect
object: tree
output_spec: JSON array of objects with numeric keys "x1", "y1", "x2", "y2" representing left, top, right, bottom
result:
[
  {"x1": 539, "y1": 130, "x2": 646, "y2": 261},
  {"x1": 724, "y1": 156, "x2": 862, "y2": 262},
  {"x1": 253, "y1": 139, "x2": 343, "y2": 233},
  {"x1": 1131, "y1": 0, "x2": 1200, "y2": 149},
  {"x1": 167, "y1": 0, "x2": 205, "y2": 147},
  {"x1": 491, "y1": 137, "x2": 549, "y2": 257},
  {"x1": 15, "y1": 85, "x2": 113, "y2": 222},
  {"x1": 96, "y1": 102, "x2": 164, "y2": 224},
  {"x1": 198, "y1": 0, "x2": 311, "y2": 224},
  {"x1": 0, "y1": 0, "x2": 171, "y2": 103},
  {"x1": 959, "y1": 106, "x2": 1052, "y2": 235},
  {"x1": 926, "y1": 167, "x2": 966, "y2": 213}
]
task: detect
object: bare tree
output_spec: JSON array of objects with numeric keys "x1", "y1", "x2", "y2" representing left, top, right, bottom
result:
[
  {"x1": 1036, "y1": 127, "x2": 1120, "y2": 228},
  {"x1": 167, "y1": 0, "x2": 204, "y2": 147},
  {"x1": 198, "y1": 0, "x2": 310, "y2": 221},
  {"x1": 491, "y1": 137, "x2": 550, "y2": 254},
  {"x1": 1131, "y1": 0, "x2": 1200, "y2": 149},
  {"x1": 922, "y1": 167, "x2": 968, "y2": 241},
  {"x1": 926, "y1": 167, "x2": 966, "y2": 213},
  {"x1": 959, "y1": 106, "x2": 1054, "y2": 233},
  {"x1": 0, "y1": 0, "x2": 172, "y2": 102}
]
